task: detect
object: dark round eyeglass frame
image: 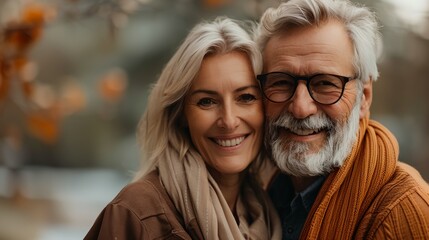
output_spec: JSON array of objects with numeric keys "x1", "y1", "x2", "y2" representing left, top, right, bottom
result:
[{"x1": 256, "y1": 72, "x2": 355, "y2": 105}]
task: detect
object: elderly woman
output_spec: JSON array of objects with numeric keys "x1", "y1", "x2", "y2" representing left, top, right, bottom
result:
[{"x1": 84, "y1": 17, "x2": 281, "y2": 239}]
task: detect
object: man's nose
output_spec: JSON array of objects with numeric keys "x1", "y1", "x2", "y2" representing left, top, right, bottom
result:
[{"x1": 287, "y1": 81, "x2": 318, "y2": 119}]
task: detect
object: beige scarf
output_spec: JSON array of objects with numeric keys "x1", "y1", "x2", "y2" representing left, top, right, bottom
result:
[
  {"x1": 301, "y1": 117, "x2": 399, "y2": 239},
  {"x1": 158, "y1": 148, "x2": 281, "y2": 240}
]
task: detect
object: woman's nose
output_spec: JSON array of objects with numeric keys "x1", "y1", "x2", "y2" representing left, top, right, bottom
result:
[{"x1": 217, "y1": 103, "x2": 240, "y2": 130}]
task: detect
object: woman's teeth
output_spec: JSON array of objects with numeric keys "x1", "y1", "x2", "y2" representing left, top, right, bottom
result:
[{"x1": 215, "y1": 136, "x2": 245, "y2": 147}]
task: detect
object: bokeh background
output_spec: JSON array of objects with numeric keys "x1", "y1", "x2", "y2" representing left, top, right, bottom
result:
[{"x1": 0, "y1": 0, "x2": 428, "y2": 239}]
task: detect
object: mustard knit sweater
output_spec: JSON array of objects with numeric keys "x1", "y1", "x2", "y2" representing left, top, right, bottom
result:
[{"x1": 300, "y1": 118, "x2": 429, "y2": 239}]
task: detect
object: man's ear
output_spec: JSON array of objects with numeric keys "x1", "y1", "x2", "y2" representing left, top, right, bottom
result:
[{"x1": 359, "y1": 79, "x2": 373, "y2": 119}]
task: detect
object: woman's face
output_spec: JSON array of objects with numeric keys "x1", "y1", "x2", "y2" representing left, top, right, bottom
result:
[{"x1": 184, "y1": 51, "x2": 264, "y2": 176}]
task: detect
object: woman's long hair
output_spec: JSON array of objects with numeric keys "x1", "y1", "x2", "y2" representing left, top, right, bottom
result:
[{"x1": 134, "y1": 17, "x2": 263, "y2": 180}]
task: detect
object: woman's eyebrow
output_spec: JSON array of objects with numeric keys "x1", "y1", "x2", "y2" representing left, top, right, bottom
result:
[
  {"x1": 234, "y1": 85, "x2": 260, "y2": 93},
  {"x1": 189, "y1": 84, "x2": 260, "y2": 96},
  {"x1": 188, "y1": 89, "x2": 217, "y2": 96}
]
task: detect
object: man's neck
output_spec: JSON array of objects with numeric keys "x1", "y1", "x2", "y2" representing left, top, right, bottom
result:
[{"x1": 290, "y1": 175, "x2": 321, "y2": 193}]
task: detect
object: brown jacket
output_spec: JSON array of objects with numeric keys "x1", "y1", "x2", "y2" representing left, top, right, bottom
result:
[{"x1": 84, "y1": 170, "x2": 203, "y2": 239}]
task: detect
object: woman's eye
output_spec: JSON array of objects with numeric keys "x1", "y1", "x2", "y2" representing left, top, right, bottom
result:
[
  {"x1": 238, "y1": 93, "x2": 257, "y2": 103},
  {"x1": 196, "y1": 98, "x2": 216, "y2": 107}
]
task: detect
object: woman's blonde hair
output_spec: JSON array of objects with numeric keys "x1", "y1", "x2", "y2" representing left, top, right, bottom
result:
[{"x1": 134, "y1": 17, "x2": 263, "y2": 179}]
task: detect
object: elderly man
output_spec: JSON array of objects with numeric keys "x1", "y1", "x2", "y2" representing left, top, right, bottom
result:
[{"x1": 255, "y1": 0, "x2": 429, "y2": 239}]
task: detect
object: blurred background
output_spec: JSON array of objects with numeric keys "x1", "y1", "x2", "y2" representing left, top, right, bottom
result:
[{"x1": 0, "y1": 0, "x2": 428, "y2": 239}]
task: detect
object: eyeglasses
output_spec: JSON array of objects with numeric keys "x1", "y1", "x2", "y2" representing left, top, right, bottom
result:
[{"x1": 256, "y1": 72, "x2": 355, "y2": 105}]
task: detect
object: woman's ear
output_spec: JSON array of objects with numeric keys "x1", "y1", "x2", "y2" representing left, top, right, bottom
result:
[{"x1": 359, "y1": 79, "x2": 373, "y2": 119}]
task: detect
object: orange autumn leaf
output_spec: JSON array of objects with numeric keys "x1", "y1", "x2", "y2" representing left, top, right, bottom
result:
[
  {"x1": 12, "y1": 57, "x2": 28, "y2": 70},
  {"x1": 3, "y1": 3, "x2": 49, "y2": 51},
  {"x1": 19, "y1": 61, "x2": 38, "y2": 82},
  {"x1": 22, "y1": 4, "x2": 47, "y2": 24},
  {"x1": 60, "y1": 81, "x2": 87, "y2": 115},
  {"x1": 0, "y1": 61, "x2": 10, "y2": 100},
  {"x1": 31, "y1": 83, "x2": 56, "y2": 109},
  {"x1": 98, "y1": 68, "x2": 128, "y2": 103},
  {"x1": 21, "y1": 3, "x2": 47, "y2": 42},
  {"x1": 6, "y1": 57, "x2": 35, "y2": 99},
  {"x1": 26, "y1": 111, "x2": 59, "y2": 144},
  {"x1": 4, "y1": 23, "x2": 40, "y2": 51},
  {"x1": 21, "y1": 81, "x2": 34, "y2": 99},
  {"x1": 204, "y1": 0, "x2": 229, "y2": 8},
  {"x1": 0, "y1": 74, "x2": 9, "y2": 100},
  {"x1": 18, "y1": 61, "x2": 38, "y2": 98}
]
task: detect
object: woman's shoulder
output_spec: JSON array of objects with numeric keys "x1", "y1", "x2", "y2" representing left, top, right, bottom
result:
[
  {"x1": 84, "y1": 170, "x2": 191, "y2": 240},
  {"x1": 111, "y1": 170, "x2": 176, "y2": 219}
]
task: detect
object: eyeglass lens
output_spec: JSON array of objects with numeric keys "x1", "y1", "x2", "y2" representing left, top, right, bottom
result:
[{"x1": 262, "y1": 73, "x2": 345, "y2": 104}]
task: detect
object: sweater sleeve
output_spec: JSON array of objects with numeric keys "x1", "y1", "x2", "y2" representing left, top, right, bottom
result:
[
  {"x1": 84, "y1": 203, "x2": 144, "y2": 240},
  {"x1": 369, "y1": 189, "x2": 429, "y2": 239}
]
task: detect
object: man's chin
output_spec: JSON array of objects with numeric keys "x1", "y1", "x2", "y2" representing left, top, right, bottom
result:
[
  {"x1": 285, "y1": 141, "x2": 324, "y2": 156},
  {"x1": 274, "y1": 146, "x2": 332, "y2": 176}
]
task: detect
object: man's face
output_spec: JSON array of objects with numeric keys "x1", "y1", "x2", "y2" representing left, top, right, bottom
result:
[{"x1": 262, "y1": 21, "x2": 365, "y2": 176}]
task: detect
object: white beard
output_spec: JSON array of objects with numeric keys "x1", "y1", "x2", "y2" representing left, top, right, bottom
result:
[{"x1": 266, "y1": 99, "x2": 361, "y2": 177}]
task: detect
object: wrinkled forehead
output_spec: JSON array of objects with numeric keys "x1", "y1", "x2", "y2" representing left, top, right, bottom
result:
[{"x1": 262, "y1": 21, "x2": 355, "y2": 76}]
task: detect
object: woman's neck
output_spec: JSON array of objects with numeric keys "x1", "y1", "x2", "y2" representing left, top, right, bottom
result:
[{"x1": 209, "y1": 169, "x2": 245, "y2": 213}]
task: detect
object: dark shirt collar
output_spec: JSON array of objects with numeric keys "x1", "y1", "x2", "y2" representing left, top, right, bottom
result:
[
  {"x1": 269, "y1": 174, "x2": 325, "y2": 211},
  {"x1": 269, "y1": 173, "x2": 294, "y2": 209},
  {"x1": 269, "y1": 174, "x2": 326, "y2": 240},
  {"x1": 298, "y1": 176, "x2": 325, "y2": 213}
]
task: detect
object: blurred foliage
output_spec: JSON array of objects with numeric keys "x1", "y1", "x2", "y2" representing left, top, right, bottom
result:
[
  {"x1": 0, "y1": 2, "x2": 58, "y2": 145},
  {"x1": 0, "y1": 0, "x2": 428, "y2": 181}
]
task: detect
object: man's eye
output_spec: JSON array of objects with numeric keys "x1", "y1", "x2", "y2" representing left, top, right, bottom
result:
[
  {"x1": 314, "y1": 80, "x2": 338, "y2": 87},
  {"x1": 311, "y1": 75, "x2": 343, "y2": 89},
  {"x1": 270, "y1": 79, "x2": 294, "y2": 89},
  {"x1": 197, "y1": 98, "x2": 216, "y2": 107},
  {"x1": 238, "y1": 93, "x2": 257, "y2": 103}
]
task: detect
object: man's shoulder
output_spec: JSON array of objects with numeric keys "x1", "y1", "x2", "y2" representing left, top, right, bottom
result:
[
  {"x1": 357, "y1": 162, "x2": 429, "y2": 238},
  {"x1": 373, "y1": 162, "x2": 429, "y2": 210},
  {"x1": 396, "y1": 162, "x2": 429, "y2": 192}
]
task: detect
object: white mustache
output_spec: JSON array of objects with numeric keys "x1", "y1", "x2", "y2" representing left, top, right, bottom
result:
[
  {"x1": 265, "y1": 99, "x2": 361, "y2": 176},
  {"x1": 271, "y1": 111, "x2": 335, "y2": 134}
]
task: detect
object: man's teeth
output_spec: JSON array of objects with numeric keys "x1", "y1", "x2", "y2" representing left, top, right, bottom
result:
[{"x1": 215, "y1": 136, "x2": 245, "y2": 147}]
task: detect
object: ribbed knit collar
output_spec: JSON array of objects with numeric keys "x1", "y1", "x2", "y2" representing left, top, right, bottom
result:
[{"x1": 301, "y1": 117, "x2": 399, "y2": 239}]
